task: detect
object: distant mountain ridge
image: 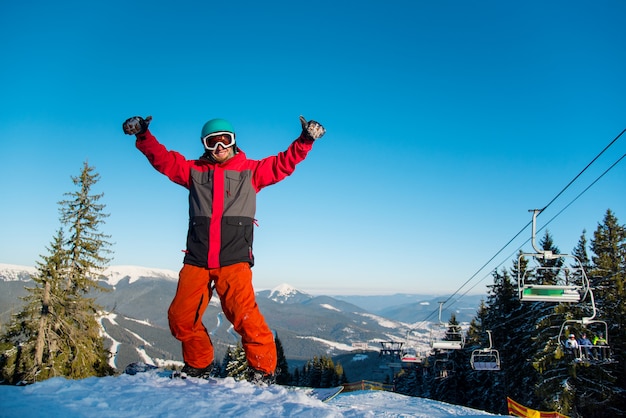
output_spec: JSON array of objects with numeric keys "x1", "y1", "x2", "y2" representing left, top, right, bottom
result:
[
  {"x1": 0, "y1": 264, "x2": 484, "y2": 379},
  {"x1": 0, "y1": 263, "x2": 37, "y2": 282},
  {"x1": 0, "y1": 263, "x2": 179, "y2": 285},
  {"x1": 102, "y1": 265, "x2": 179, "y2": 286}
]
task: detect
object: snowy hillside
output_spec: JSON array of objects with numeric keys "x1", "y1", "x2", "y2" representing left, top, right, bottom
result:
[{"x1": 0, "y1": 371, "x2": 506, "y2": 417}]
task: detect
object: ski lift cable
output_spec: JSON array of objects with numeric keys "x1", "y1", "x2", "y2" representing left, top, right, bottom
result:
[
  {"x1": 456, "y1": 130, "x2": 625, "y2": 298},
  {"x1": 413, "y1": 137, "x2": 626, "y2": 332},
  {"x1": 457, "y1": 150, "x2": 626, "y2": 301},
  {"x1": 454, "y1": 150, "x2": 626, "y2": 301},
  {"x1": 538, "y1": 127, "x2": 625, "y2": 215},
  {"x1": 416, "y1": 128, "x2": 626, "y2": 325},
  {"x1": 413, "y1": 221, "x2": 534, "y2": 327}
]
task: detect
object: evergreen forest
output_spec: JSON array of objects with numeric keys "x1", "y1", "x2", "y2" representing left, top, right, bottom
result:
[{"x1": 393, "y1": 209, "x2": 626, "y2": 417}]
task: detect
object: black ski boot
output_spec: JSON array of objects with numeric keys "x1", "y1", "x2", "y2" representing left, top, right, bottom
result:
[
  {"x1": 246, "y1": 367, "x2": 276, "y2": 386},
  {"x1": 177, "y1": 363, "x2": 214, "y2": 379}
]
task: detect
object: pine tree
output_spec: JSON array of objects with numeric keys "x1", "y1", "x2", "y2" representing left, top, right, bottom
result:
[
  {"x1": 572, "y1": 230, "x2": 592, "y2": 272},
  {"x1": 562, "y1": 228, "x2": 619, "y2": 417},
  {"x1": 532, "y1": 215, "x2": 625, "y2": 417},
  {"x1": 590, "y1": 210, "x2": 626, "y2": 336},
  {"x1": 296, "y1": 355, "x2": 344, "y2": 388},
  {"x1": 482, "y1": 268, "x2": 519, "y2": 415},
  {"x1": 584, "y1": 209, "x2": 626, "y2": 416},
  {"x1": 465, "y1": 300, "x2": 488, "y2": 348},
  {"x1": 299, "y1": 363, "x2": 309, "y2": 386},
  {"x1": 219, "y1": 346, "x2": 234, "y2": 378},
  {"x1": 527, "y1": 231, "x2": 576, "y2": 414},
  {"x1": 33, "y1": 230, "x2": 68, "y2": 371},
  {"x1": 334, "y1": 362, "x2": 347, "y2": 386},
  {"x1": 320, "y1": 356, "x2": 337, "y2": 388},
  {"x1": 275, "y1": 335, "x2": 290, "y2": 385},
  {"x1": 394, "y1": 367, "x2": 418, "y2": 396},
  {"x1": 438, "y1": 312, "x2": 463, "y2": 346},
  {"x1": 532, "y1": 300, "x2": 577, "y2": 416},
  {"x1": 307, "y1": 356, "x2": 323, "y2": 388},
  {"x1": 427, "y1": 312, "x2": 467, "y2": 406},
  {"x1": 461, "y1": 300, "x2": 501, "y2": 413},
  {"x1": 0, "y1": 162, "x2": 114, "y2": 384},
  {"x1": 58, "y1": 162, "x2": 112, "y2": 294},
  {"x1": 498, "y1": 256, "x2": 540, "y2": 413},
  {"x1": 223, "y1": 342, "x2": 248, "y2": 380},
  {"x1": 291, "y1": 367, "x2": 300, "y2": 386}
]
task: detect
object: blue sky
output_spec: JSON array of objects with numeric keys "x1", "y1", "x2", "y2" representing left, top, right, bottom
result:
[{"x1": 1, "y1": 1, "x2": 625, "y2": 296}]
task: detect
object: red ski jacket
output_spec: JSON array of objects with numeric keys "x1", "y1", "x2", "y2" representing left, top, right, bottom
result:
[{"x1": 136, "y1": 130, "x2": 314, "y2": 268}]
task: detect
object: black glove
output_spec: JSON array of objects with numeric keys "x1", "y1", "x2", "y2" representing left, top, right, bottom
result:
[
  {"x1": 299, "y1": 115, "x2": 326, "y2": 141},
  {"x1": 123, "y1": 115, "x2": 152, "y2": 135}
]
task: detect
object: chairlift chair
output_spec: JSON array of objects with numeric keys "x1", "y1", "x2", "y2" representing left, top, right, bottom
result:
[
  {"x1": 401, "y1": 330, "x2": 422, "y2": 363},
  {"x1": 433, "y1": 355, "x2": 454, "y2": 378},
  {"x1": 470, "y1": 330, "x2": 501, "y2": 371},
  {"x1": 557, "y1": 292, "x2": 613, "y2": 364},
  {"x1": 401, "y1": 347, "x2": 421, "y2": 363},
  {"x1": 546, "y1": 266, "x2": 616, "y2": 365},
  {"x1": 518, "y1": 210, "x2": 589, "y2": 303},
  {"x1": 430, "y1": 302, "x2": 465, "y2": 350}
]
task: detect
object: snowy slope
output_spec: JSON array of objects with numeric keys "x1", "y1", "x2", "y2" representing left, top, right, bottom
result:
[{"x1": 0, "y1": 372, "x2": 506, "y2": 418}]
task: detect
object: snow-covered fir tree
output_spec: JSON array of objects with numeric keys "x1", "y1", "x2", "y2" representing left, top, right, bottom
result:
[{"x1": 222, "y1": 343, "x2": 248, "y2": 380}]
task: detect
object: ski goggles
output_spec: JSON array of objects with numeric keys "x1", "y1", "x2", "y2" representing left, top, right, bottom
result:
[{"x1": 202, "y1": 131, "x2": 236, "y2": 151}]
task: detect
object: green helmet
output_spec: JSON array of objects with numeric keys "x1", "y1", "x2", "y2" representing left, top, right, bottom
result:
[{"x1": 200, "y1": 118, "x2": 234, "y2": 139}]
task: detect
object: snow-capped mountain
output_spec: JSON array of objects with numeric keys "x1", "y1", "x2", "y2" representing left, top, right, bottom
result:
[{"x1": 260, "y1": 283, "x2": 314, "y2": 304}]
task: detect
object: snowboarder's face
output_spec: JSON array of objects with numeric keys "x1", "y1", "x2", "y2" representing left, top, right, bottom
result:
[{"x1": 211, "y1": 144, "x2": 235, "y2": 163}]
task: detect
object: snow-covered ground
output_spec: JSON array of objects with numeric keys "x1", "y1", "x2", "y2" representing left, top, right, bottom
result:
[{"x1": 0, "y1": 371, "x2": 507, "y2": 417}]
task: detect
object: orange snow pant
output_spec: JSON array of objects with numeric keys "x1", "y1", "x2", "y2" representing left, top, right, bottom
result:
[{"x1": 168, "y1": 263, "x2": 276, "y2": 374}]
